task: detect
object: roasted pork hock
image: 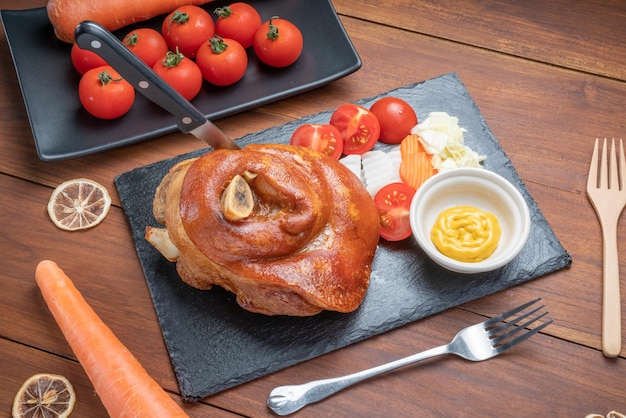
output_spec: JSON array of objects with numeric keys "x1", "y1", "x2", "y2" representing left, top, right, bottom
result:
[{"x1": 145, "y1": 144, "x2": 380, "y2": 316}]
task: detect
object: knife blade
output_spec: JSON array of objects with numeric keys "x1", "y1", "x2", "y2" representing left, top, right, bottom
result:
[{"x1": 74, "y1": 20, "x2": 240, "y2": 151}]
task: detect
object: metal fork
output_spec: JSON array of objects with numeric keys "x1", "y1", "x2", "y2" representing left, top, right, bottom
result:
[
  {"x1": 586, "y1": 138, "x2": 626, "y2": 358},
  {"x1": 267, "y1": 298, "x2": 552, "y2": 416}
]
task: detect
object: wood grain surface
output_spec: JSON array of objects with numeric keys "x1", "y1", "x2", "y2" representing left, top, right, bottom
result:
[{"x1": 1, "y1": 0, "x2": 624, "y2": 416}]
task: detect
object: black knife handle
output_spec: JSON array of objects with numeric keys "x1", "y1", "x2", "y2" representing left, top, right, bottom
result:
[{"x1": 74, "y1": 21, "x2": 205, "y2": 133}]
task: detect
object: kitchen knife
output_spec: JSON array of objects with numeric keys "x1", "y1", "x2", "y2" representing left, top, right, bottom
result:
[{"x1": 74, "y1": 21, "x2": 240, "y2": 151}]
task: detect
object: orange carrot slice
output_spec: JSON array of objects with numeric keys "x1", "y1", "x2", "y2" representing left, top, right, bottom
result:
[
  {"x1": 35, "y1": 260, "x2": 189, "y2": 418},
  {"x1": 399, "y1": 134, "x2": 427, "y2": 158},
  {"x1": 399, "y1": 152, "x2": 433, "y2": 190},
  {"x1": 399, "y1": 134, "x2": 437, "y2": 190}
]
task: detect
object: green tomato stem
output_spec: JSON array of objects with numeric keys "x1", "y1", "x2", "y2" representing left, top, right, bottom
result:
[
  {"x1": 162, "y1": 48, "x2": 185, "y2": 68},
  {"x1": 97, "y1": 70, "x2": 122, "y2": 86},
  {"x1": 124, "y1": 32, "x2": 139, "y2": 47},
  {"x1": 214, "y1": 6, "x2": 232, "y2": 18},
  {"x1": 209, "y1": 36, "x2": 228, "y2": 54},
  {"x1": 267, "y1": 16, "x2": 280, "y2": 41},
  {"x1": 169, "y1": 10, "x2": 190, "y2": 24}
]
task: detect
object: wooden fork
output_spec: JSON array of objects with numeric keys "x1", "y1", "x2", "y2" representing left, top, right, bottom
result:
[{"x1": 586, "y1": 137, "x2": 626, "y2": 358}]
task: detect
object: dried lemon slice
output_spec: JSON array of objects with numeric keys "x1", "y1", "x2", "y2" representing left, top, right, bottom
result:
[
  {"x1": 47, "y1": 178, "x2": 111, "y2": 231},
  {"x1": 12, "y1": 373, "x2": 76, "y2": 418}
]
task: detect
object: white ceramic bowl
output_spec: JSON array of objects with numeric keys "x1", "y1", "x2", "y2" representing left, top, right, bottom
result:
[{"x1": 409, "y1": 168, "x2": 531, "y2": 274}]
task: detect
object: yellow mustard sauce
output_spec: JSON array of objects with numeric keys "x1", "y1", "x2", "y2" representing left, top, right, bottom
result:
[{"x1": 430, "y1": 205, "x2": 501, "y2": 263}]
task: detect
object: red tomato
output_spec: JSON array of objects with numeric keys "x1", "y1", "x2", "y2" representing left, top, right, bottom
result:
[
  {"x1": 123, "y1": 28, "x2": 169, "y2": 68},
  {"x1": 195, "y1": 36, "x2": 248, "y2": 86},
  {"x1": 370, "y1": 97, "x2": 418, "y2": 144},
  {"x1": 153, "y1": 50, "x2": 203, "y2": 100},
  {"x1": 373, "y1": 182, "x2": 416, "y2": 241},
  {"x1": 71, "y1": 43, "x2": 107, "y2": 75},
  {"x1": 161, "y1": 5, "x2": 215, "y2": 58},
  {"x1": 289, "y1": 124, "x2": 344, "y2": 160},
  {"x1": 78, "y1": 66, "x2": 135, "y2": 119},
  {"x1": 330, "y1": 104, "x2": 381, "y2": 155},
  {"x1": 214, "y1": 3, "x2": 262, "y2": 49},
  {"x1": 253, "y1": 17, "x2": 303, "y2": 68}
]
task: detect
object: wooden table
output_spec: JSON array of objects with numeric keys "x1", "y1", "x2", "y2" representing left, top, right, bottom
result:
[{"x1": 1, "y1": 0, "x2": 625, "y2": 416}]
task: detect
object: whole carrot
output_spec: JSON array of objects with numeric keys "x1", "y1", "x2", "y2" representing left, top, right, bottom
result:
[
  {"x1": 47, "y1": 0, "x2": 215, "y2": 43},
  {"x1": 35, "y1": 260, "x2": 189, "y2": 418}
]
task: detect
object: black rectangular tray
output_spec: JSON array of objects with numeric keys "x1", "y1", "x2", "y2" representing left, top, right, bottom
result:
[
  {"x1": 1, "y1": 0, "x2": 360, "y2": 161},
  {"x1": 115, "y1": 73, "x2": 572, "y2": 401}
]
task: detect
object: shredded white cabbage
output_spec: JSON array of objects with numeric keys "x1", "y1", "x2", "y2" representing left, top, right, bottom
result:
[{"x1": 411, "y1": 112, "x2": 485, "y2": 171}]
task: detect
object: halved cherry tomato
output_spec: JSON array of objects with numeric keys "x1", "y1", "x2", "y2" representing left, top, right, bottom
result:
[
  {"x1": 196, "y1": 36, "x2": 248, "y2": 86},
  {"x1": 153, "y1": 50, "x2": 203, "y2": 100},
  {"x1": 78, "y1": 66, "x2": 135, "y2": 119},
  {"x1": 123, "y1": 28, "x2": 169, "y2": 68},
  {"x1": 330, "y1": 104, "x2": 381, "y2": 155},
  {"x1": 373, "y1": 182, "x2": 416, "y2": 241},
  {"x1": 253, "y1": 17, "x2": 303, "y2": 68},
  {"x1": 370, "y1": 97, "x2": 418, "y2": 144},
  {"x1": 71, "y1": 43, "x2": 107, "y2": 75},
  {"x1": 289, "y1": 124, "x2": 344, "y2": 160},
  {"x1": 214, "y1": 3, "x2": 262, "y2": 49},
  {"x1": 162, "y1": 5, "x2": 215, "y2": 58}
]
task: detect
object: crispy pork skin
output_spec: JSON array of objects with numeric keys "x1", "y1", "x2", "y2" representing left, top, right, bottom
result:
[{"x1": 146, "y1": 144, "x2": 379, "y2": 316}]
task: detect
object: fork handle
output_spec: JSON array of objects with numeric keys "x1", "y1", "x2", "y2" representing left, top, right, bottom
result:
[
  {"x1": 267, "y1": 344, "x2": 449, "y2": 415},
  {"x1": 600, "y1": 221, "x2": 622, "y2": 358}
]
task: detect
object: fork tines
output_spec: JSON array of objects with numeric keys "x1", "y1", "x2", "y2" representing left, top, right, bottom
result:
[
  {"x1": 589, "y1": 137, "x2": 625, "y2": 190},
  {"x1": 484, "y1": 298, "x2": 553, "y2": 353}
]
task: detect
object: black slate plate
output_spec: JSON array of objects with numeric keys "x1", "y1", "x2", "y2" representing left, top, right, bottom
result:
[
  {"x1": 115, "y1": 73, "x2": 572, "y2": 401},
  {"x1": 0, "y1": 0, "x2": 360, "y2": 161}
]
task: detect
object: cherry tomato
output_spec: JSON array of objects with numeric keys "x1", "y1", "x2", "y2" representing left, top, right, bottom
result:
[
  {"x1": 123, "y1": 28, "x2": 169, "y2": 68},
  {"x1": 253, "y1": 17, "x2": 303, "y2": 68},
  {"x1": 373, "y1": 182, "x2": 416, "y2": 241},
  {"x1": 78, "y1": 66, "x2": 135, "y2": 119},
  {"x1": 329, "y1": 104, "x2": 381, "y2": 155},
  {"x1": 161, "y1": 5, "x2": 215, "y2": 58},
  {"x1": 214, "y1": 3, "x2": 262, "y2": 49},
  {"x1": 289, "y1": 124, "x2": 344, "y2": 160},
  {"x1": 196, "y1": 36, "x2": 248, "y2": 86},
  {"x1": 71, "y1": 43, "x2": 107, "y2": 75},
  {"x1": 370, "y1": 97, "x2": 418, "y2": 144},
  {"x1": 153, "y1": 50, "x2": 203, "y2": 100}
]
